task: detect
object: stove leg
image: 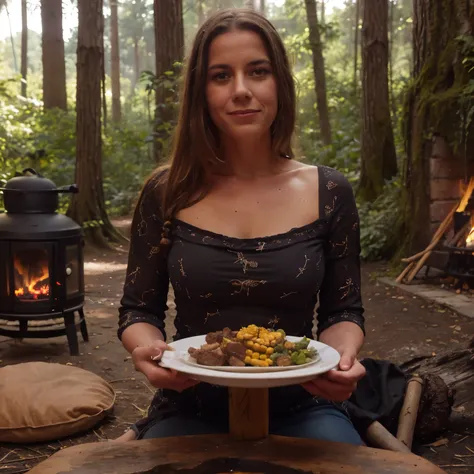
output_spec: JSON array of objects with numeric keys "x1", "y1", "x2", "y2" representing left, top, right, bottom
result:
[
  {"x1": 79, "y1": 308, "x2": 89, "y2": 342},
  {"x1": 64, "y1": 312, "x2": 79, "y2": 356}
]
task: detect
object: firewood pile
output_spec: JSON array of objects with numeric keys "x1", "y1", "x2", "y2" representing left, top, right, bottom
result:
[{"x1": 396, "y1": 177, "x2": 474, "y2": 284}]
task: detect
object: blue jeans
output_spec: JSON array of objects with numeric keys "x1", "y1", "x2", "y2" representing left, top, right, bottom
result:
[{"x1": 141, "y1": 403, "x2": 363, "y2": 446}]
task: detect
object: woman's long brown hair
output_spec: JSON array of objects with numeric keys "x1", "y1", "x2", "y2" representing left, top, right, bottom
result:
[{"x1": 151, "y1": 8, "x2": 296, "y2": 249}]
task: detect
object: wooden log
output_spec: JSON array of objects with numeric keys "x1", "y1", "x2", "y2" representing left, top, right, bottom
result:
[
  {"x1": 456, "y1": 177, "x2": 474, "y2": 213},
  {"x1": 366, "y1": 421, "x2": 412, "y2": 453},
  {"x1": 397, "y1": 376, "x2": 424, "y2": 449},
  {"x1": 228, "y1": 387, "x2": 269, "y2": 441}
]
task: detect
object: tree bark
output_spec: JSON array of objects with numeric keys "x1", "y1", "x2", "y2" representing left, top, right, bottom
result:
[
  {"x1": 70, "y1": 0, "x2": 123, "y2": 248},
  {"x1": 353, "y1": 0, "x2": 360, "y2": 95},
  {"x1": 304, "y1": 0, "x2": 332, "y2": 146},
  {"x1": 153, "y1": 0, "x2": 184, "y2": 162},
  {"x1": 21, "y1": 0, "x2": 27, "y2": 98},
  {"x1": 40, "y1": 0, "x2": 67, "y2": 110},
  {"x1": 110, "y1": 0, "x2": 121, "y2": 123},
  {"x1": 359, "y1": 0, "x2": 397, "y2": 201}
]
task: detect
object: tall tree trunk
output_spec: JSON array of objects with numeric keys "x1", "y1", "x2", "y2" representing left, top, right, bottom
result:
[
  {"x1": 400, "y1": 0, "x2": 473, "y2": 253},
  {"x1": 21, "y1": 0, "x2": 27, "y2": 97},
  {"x1": 197, "y1": 0, "x2": 205, "y2": 26},
  {"x1": 40, "y1": 0, "x2": 67, "y2": 110},
  {"x1": 153, "y1": 0, "x2": 184, "y2": 162},
  {"x1": 389, "y1": 0, "x2": 397, "y2": 121},
  {"x1": 5, "y1": 5, "x2": 18, "y2": 72},
  {"x1": 359, "y1": 0, "x2": 397, "y2": 201},
  {"x1": 304, "y1": 0, "x2": 332, "y2": 146},
  {"x1": 132, "y1": 35, "x2": 140, "y2": 92},
  {"x1": 353, "y1": 0, "x2": 360, "y2": 94},
  {"x1": 70, "y1": 0, "x2": 122, "y2": 247},
  {"x1": 110, "y1": 0, "x2": 121, "y2": 123}
]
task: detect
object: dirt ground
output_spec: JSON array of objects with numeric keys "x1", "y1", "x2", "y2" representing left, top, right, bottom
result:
[{"x1": 1, "y1": 219, "x2": 474, "y2": 473}]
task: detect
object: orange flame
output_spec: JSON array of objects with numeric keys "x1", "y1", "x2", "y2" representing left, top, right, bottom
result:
[
  {"x1": 467, "y1": 225, "x2": 474, "y2": 248},
  {"x1": 14, "y1": 257, "x2": 50, "y2": 299}
]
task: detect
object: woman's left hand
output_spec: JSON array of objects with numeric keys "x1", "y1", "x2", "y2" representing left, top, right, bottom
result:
[{"x1": 302, "y1": 348, "x2": 366, "y2": 402}]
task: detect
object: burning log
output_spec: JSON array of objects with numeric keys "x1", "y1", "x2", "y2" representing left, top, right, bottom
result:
[{"x1": 397, "y1": 177, "x2": 474, "y2": 284}]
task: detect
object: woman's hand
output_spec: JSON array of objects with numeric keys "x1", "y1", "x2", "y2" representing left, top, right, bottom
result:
[
  {"x1": 302, "y1": 322, "x2": 366, "y2": 402},
  {"x1": 132, "y1": 340, "x2": 199, "y2": 392},
  {"x1": 302, "y1": 347, "x2": 366, "y2": 402}
]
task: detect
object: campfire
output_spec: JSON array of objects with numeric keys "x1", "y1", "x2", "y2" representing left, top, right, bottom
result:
[
  {"x1": 13, "y1": 251, "x2": 50, "y2": 301},
  {"x1": 397, "y1": 177, "x2": 474, "y2": 284}
]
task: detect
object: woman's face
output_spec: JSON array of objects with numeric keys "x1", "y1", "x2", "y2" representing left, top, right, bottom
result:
[{"x1": 205, "y1": 29, "x2": 278, "y2": 143}]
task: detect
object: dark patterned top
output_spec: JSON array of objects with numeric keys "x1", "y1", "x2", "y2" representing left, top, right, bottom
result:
[{"x1": 118, "y1": 165, "x2": 365, "y2": 425}]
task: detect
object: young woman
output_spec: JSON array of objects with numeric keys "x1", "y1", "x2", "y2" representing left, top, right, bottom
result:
[{"x1": 118, "y1": 8, "x2": 366, "y2": 444}]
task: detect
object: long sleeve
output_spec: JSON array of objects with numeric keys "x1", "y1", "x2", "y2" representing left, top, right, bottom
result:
[
  {"x1": 316, "y1": 168, "x2": 365, "y2": 337},
  {"x1": 117, "y1": 175, "x2": 169, "y2": 341}
]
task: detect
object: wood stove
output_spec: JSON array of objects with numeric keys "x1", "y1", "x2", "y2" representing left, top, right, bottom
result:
[{"x1": 0, "y1": 169, "x2": 88, "y2": 355}]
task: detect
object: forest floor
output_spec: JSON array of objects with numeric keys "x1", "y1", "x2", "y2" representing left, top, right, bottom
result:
[{"x1": 1, "y1": 217, "x2": 474, "y2": 473}]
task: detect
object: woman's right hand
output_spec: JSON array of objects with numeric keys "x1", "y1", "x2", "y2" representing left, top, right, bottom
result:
[{"x1": 132, "y1": 340, "x2": 199, "y2": 392}]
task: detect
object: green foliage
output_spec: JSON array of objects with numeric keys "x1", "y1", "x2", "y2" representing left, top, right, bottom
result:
[
  {"x1": 0, "y1": 78, "x2": 154, "y2": 216},
  {"x1": 357, "y1": 179, "x2": 402, "y2": 261}
]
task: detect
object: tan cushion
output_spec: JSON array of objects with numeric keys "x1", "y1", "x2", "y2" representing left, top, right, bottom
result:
[{"x1": 0, "y1": 361, "x2": 115, "y2": 443}]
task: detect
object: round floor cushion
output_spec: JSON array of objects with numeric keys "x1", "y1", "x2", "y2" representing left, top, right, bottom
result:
[{"x1": 0, "y1": 361, "x2": 115, "y2": 443}]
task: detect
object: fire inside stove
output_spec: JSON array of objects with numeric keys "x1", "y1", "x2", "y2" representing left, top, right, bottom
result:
[{"x1": 13, "y1": 249, "x2": 51, "y2": 301}]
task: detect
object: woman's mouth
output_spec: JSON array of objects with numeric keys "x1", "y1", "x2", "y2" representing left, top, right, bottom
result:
[{"x1": 229, "y1": 109, "x2": 261, "y2": 116}]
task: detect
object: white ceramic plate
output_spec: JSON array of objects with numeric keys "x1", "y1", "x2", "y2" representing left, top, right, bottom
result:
[{"x1": 159, "y1": 335, "x2": 341, "y2": 388}]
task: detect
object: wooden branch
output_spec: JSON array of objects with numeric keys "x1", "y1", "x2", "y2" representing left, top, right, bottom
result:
[
  {"x1": 456, "y1": 177, "x2": 474, "y2": 213},
  {"x1": 396, "y1": 376, "x2": 424, "y2": 449},
  {"x1": 395, "y1": 261, "x2": 415, "y2": 283},
  {"x1": 405, "y1": 212, "x2": 453, "y2": 282},
  {"x1": 447, "y1": 219, "x2": 472, "y2": 247},
  {"x1": 366, "y1": 421, "x2": 412, "y2": 453},
  {"x1": 396, "y1": 202, "x2": 457, "y2": 283}
]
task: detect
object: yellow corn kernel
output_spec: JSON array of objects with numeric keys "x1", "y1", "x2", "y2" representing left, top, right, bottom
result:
[
  {"x1": 244, "y1": 356, "x2": 252, "y2": 364},
  {"x1": 266, "y1": 347, "x2": 274, "y2": 355},
  {"x1": 259, "y1": 354, "x2": 267, "y2": 360},
  {"x1": 252, "y1": 352, "x2": 260, "y2": 359},
  {"x1": 267, "y1": 359, "x2": 273, "y2": 366},
  {"x1": 253, "y1": 342, "x2": 260, "y2": 351},
  {"x1": 246, "y1": 340, "x2": 254, "y2": 348},
  {"x1": 245, "y1": 349, "x2": 253, "y2": 356}
]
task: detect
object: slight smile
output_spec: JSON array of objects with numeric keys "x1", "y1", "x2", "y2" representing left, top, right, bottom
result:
[{"x1": 228, "y1": 109, "x2": 261, "y2": 116}]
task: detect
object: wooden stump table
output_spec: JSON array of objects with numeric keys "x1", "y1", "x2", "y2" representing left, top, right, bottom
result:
[{"x1": 29, "y1": 434, "x2": 446, "y2": 474}]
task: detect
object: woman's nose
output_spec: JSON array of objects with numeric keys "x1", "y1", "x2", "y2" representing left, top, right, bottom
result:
[{"x1": 232, "y1": 73, "x2": 252, "y2": 100}]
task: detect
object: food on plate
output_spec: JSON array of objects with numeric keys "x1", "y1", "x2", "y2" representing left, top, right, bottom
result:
[{"x1": 187, "y1": 324, "x2": 319, "y2": 368}]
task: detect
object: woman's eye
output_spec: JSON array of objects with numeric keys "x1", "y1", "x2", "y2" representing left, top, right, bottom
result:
[
  {"x1": 212, "y1": 72, "x2": 229, "y2": 81},
  {"x1": 251, "y1": 68, "x2": 270, "y2": 77}
]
